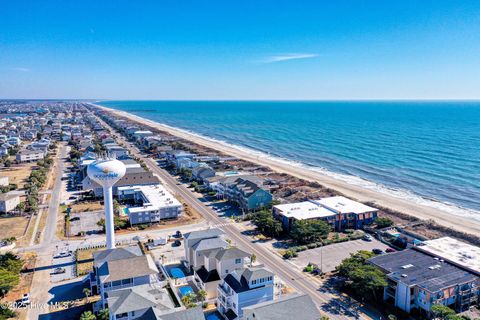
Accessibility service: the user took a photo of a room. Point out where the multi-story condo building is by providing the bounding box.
[117,184,183,225]
[368,237,480,316]
[273,196,378,231]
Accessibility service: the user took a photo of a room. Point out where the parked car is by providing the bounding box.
[54,251,72,258]
[372,248,384,255]
[385,248,396,253]
[53,267,66,274]
[363,234,373,241]
[21,293,30,305]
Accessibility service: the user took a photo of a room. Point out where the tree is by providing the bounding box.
[97,308,109,320]
[375,217,394,229]
[79,311,97,320]
[181,292,197,308]
[16,202,25,212]
[197,289,207,302]
[336,251,386,301]
[250,253,257,266]
[83,287,91,303]
[251,210,283,237]
[431,304,455,319]
[290,220,330,244]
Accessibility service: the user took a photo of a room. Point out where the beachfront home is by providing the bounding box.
[273,196,377,231]
[230,177,273,213]
[206,175,272,212]
[217,266,275,320]
[191,164,215,182]
[318,196,378,230]
[273,200,336,231]
[368,237,480,316]
[117,184,182,225]
[243,293,320,320]
[165,150,195,168]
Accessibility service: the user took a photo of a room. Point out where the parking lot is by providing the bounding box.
[50,254,76,283]
[290,239,391,273]
[68,210,104,237]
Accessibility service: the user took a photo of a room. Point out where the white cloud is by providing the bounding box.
[261,53,318,64]
[11,67,31,72]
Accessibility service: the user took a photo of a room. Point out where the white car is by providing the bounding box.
[363,234,373,241]
[21,293,30,305]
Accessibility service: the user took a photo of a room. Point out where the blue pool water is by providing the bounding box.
[170,267,186,279]
[100,100,480,220]
[179,286,194,297]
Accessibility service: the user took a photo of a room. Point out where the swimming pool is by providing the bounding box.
[169,267,186,279]
[178,286,194,297]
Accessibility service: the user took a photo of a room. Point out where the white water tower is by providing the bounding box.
[87,158,126,249]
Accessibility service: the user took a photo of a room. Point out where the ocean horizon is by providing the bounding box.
[99,100,480,220]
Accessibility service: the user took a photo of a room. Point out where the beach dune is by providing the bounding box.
[94,104,480,237]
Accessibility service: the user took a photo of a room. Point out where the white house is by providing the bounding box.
[0,176,9,187]
[0,192,20,213]
[217,266,275,319]
[16,149,45,162]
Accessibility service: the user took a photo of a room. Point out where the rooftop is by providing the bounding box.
[184,228,224,240]
[98,254,159,282]
[369,249,478,292]
[107,284,174,315]
[415,237,480,275]
[274,200,336,220]
[119,184,182,214]
[317,196,378,214]
[243,293,320,320]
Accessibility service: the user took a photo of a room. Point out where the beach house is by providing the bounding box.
[217,266,275,320]
[193,247,250,299]
[243,293,320,320]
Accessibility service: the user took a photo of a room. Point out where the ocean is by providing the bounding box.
[98,100,480,219]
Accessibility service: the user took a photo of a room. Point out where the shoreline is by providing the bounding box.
[93,103,480,237]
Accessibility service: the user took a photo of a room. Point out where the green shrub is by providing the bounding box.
[283,250,298,259]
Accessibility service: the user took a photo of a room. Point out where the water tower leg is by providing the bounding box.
[104,186,116,249]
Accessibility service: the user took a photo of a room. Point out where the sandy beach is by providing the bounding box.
[95,104,480,237]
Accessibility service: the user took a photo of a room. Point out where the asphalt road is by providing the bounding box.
[98,115,380,320]
[42,144,68,245]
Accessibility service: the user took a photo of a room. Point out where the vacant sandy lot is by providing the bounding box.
[0,163,36,189]
[0,215,29,239]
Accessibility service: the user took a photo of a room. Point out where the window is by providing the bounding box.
[235,258,241,264]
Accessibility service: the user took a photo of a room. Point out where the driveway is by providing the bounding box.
[291,239,391,272]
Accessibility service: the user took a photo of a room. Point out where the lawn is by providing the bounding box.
[0,162,36,189]
[0,216,29,239]
[69,201,103,213]
[76,247,103,276]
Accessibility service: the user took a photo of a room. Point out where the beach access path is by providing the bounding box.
[94,112,379,320]
[95,104,480,237]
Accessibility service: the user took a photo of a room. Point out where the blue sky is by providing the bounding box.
[1,0,480,100]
